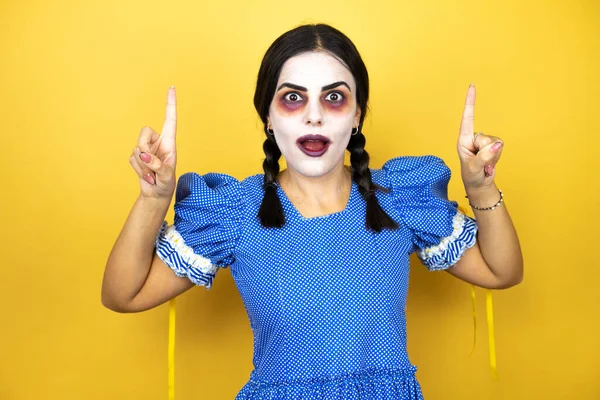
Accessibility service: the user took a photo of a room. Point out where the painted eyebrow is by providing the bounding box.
[276,81,351,92]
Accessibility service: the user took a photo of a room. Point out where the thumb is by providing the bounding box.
[475,141,503,170]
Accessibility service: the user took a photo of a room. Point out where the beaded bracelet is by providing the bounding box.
[465,189,504,210]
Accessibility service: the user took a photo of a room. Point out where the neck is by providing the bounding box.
[277,160,352,206]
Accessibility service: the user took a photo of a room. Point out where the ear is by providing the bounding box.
[354,106,362,127]
[266,116,271,128]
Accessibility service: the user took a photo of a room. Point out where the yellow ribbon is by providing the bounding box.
[486,289,498,380]
[459,205,497,380]
[470,285,477,356]
[168,298,176,400]
[470,286,498,380]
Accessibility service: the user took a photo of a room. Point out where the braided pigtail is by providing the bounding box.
[347,130,399,232]
[257,126,285,228]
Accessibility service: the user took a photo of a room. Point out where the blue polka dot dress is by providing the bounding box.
[155,155,478,399]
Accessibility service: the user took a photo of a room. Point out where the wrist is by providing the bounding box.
[137,193,172,212]
[464,183,501,208]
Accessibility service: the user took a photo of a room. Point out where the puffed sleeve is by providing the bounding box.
[382,155,478,271]
[154,172,243,289]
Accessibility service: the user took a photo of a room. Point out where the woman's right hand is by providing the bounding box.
[129,86,178,200]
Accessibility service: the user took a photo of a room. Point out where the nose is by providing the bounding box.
[303,98,323,126]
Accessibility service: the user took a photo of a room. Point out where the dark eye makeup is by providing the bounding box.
[282,90,346,104]
[324,91,344,103]
[276,84,350,113]
[283,92,303,103]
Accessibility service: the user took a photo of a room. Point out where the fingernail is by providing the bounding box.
[144,173,155,185]
[139,152,151,163]
[469,83,474,88]
[491,142,503,153]
[486,165,494,176]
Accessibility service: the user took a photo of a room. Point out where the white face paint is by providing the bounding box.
[267,51,361,178]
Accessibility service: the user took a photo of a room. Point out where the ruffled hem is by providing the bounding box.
[417,211,478,271]
[235,367,424,400]
[154,221,218,288]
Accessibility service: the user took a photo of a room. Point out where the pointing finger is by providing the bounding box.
[459,84,476,141]
[161,86,177,140]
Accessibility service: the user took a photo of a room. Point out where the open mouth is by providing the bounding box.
[296,135,331,157]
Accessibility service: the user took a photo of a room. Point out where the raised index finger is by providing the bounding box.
[459,84,476,140]
[161,86,177,139]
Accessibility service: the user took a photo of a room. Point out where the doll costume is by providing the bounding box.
[155,155,478,399]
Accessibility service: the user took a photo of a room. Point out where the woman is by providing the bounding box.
[102,24,523,399]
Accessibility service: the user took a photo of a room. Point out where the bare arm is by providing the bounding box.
[447,84,523,289]
[102,86,193,313]
[101,195,193,313]
[446,185,523,289]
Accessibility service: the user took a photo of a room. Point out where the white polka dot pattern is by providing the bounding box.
[378,155,478,270]
[154,172,243,289]
[154,155,478,399]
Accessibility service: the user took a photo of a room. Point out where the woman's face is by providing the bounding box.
[267,51,361,178]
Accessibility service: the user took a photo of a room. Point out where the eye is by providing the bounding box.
[283,92,303,102]
[325,91,344,103]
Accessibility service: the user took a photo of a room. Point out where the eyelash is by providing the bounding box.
[283,91,345,103]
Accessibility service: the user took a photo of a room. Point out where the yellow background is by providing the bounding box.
[1,0,598,399]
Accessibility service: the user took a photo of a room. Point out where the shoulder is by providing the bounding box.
[371,155,451,190]
[239,173,264,194]
[176,171,241,197]
[176,171,265,199]
[174,172,267,217]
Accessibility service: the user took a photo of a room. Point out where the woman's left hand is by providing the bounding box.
[457,84,504,190]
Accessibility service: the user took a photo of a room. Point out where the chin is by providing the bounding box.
[288,157,341,178]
